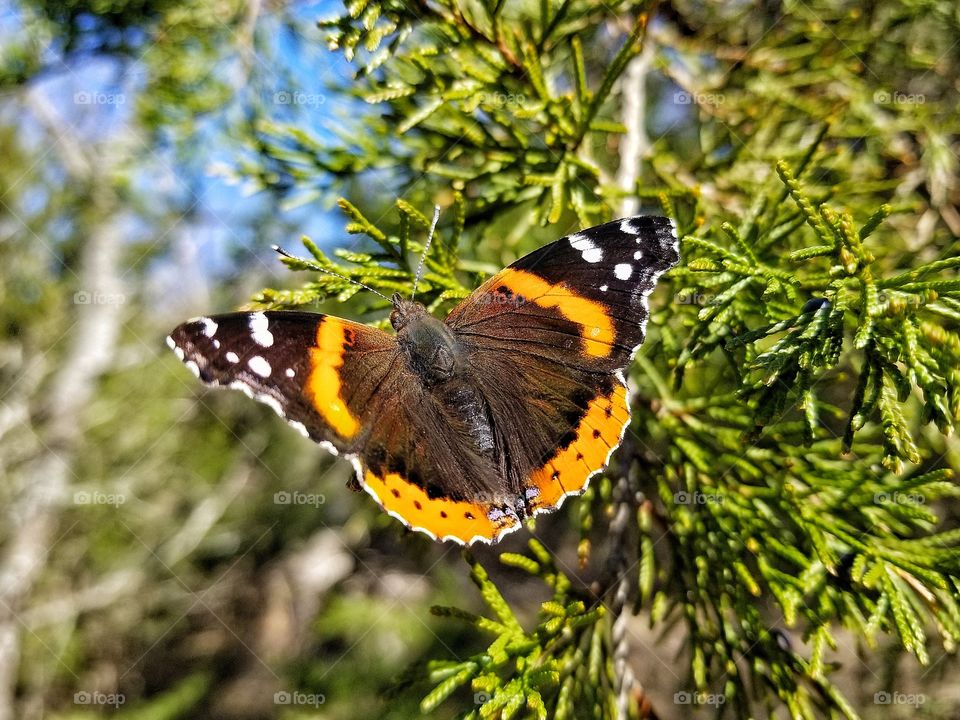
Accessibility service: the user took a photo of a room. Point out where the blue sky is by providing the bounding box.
[2,0,358,303]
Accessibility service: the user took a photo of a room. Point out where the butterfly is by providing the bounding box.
[168,216,679,544]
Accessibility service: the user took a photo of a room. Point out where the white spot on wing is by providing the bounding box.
[248,356,271,377]
[289,420,309,438]
[285,368,295,378]
[184,360,200,378]
[212,339,221,349]
[614,263,633,280]
[634,249,643,260]
[249,312,274,348]
[599,284,608,292]
[166,336,186,361]
[630,217,680,355]
[226,351,239,364]
[323,440,344,457]
[620,218,639,235]
[199,317,218,337]
[569,233,603,263]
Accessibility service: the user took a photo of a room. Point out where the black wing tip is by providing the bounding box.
[579,215,679,270]
[166,316,226,383]
[620,214,674,228]
[580,215,677,241]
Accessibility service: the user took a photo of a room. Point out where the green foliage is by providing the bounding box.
[423,545,613,720]
[676,158,960,470]
[4,0,959,718]
[255,195,473,316]
[251,0,649,228]
[3,0,255,134]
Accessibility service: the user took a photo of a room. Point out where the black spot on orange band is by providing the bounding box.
[525,383,630,512]
[306,317,362,438]
[360,470,521,544]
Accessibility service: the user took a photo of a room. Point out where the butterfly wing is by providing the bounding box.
[168,311,522,544]
[444,216,679,514]
[167,311,398,455]
[354,376,523,544]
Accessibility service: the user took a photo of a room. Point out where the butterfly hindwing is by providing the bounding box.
[355,373,524,543]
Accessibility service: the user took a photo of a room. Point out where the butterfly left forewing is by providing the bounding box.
[446,216,679,373]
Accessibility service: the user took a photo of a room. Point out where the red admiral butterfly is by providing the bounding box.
[168,216,679,544]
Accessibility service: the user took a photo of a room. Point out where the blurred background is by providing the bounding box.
[1,1,959,719]
[0,3,459,718]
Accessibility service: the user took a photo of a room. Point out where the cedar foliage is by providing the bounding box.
[235,1,960,718]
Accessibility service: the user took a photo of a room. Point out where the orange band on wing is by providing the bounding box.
[362,470,519,544]
[494,269,615,357]
[306,317,362,439]
[526,383,629,511]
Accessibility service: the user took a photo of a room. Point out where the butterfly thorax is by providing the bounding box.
[392,297,498,465]
[391,298,460,386]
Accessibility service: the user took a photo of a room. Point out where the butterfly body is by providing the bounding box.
[169,216,679,544]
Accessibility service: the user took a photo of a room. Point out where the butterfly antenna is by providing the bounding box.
[272,245,392,303]
[410,204,441,301]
